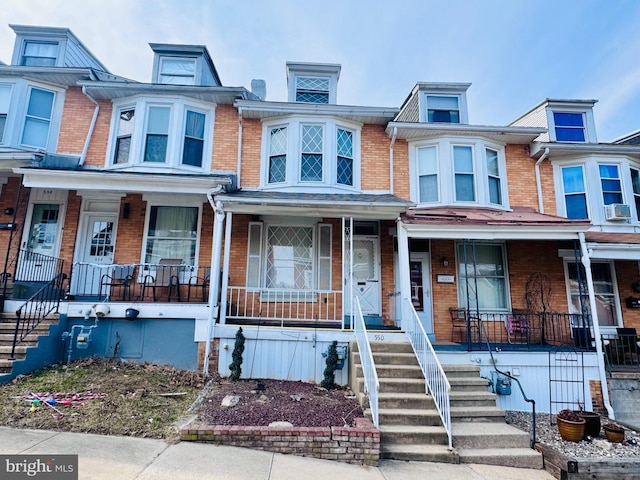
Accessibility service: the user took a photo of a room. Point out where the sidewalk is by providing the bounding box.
[0,427,555,480]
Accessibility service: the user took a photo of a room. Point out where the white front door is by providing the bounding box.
[72,213,118,296]
[410,253,433,334]
[352,236,381,316]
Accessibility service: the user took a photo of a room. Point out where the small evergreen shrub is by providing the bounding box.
[321,340,339,389]
[229,327,245,381]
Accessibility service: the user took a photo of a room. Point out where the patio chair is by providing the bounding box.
[100,265,135,301]
[140,259,182,302]
[450,307,473,342]
[187,267,211,302]
[507,309,530,344]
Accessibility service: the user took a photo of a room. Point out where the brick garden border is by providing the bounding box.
[180,417,380,466]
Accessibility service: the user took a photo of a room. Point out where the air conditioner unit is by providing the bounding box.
[604,203,631,221]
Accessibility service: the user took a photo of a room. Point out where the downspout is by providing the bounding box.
[534,147,549,214]
[389,126,397,195]
[236,107,243,188]
[204,185,226,374]
[578,232,615,419]
[79,86,100,166]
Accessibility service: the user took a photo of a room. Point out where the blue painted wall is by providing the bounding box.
[64,317,199,370]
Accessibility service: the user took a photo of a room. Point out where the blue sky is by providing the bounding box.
[1,0,638,141]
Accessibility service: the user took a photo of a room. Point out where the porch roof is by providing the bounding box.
[14,167,235,195]
[386,122,546,144]
[216,190,412,219]
[584,231,640,260]
[400,206,590,240]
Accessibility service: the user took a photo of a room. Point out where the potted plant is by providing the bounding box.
[556,409,586,442]
[576,410,601,438]
[603,422,625,443]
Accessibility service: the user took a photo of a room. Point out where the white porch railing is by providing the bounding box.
[402,298,452,450]
[225,286,343,326]
[354,297,380,428]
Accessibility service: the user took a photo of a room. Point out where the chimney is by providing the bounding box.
[251,79,266,100]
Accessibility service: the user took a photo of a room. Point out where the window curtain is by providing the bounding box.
[146,206,197,265]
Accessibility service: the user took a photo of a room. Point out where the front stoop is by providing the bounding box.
[350,341,542,469]
[351,341,458,464]
[0,314,59,376]
[444,364,543,469]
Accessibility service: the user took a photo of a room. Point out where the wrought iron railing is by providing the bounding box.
[225,286,342,326]
[353,297,379,428]
[453,310,591,351]
[10,272,67,360]
[403,298,452,449]
[602,330,640,370]
[68,262,211,303]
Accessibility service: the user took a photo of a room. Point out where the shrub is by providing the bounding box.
[229,327,245,381]
[320,341,339,390]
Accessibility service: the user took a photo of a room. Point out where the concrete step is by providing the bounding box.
[380,444,459,463]
[448,377,491,392]
[0,334,38,346]
[374,407,441,426]
[0,358,14,373]
[378,392,433,410]
[0,345,28,356]
[379,424,448,445]
[372,352,419,366]
[355,364,424,379]
[451,406,506,422]
[457,447,542,469]
[449,390,497,408]
[369,342,414,354]
[452,422,531,449]
[358,377,425,394]
[442,364,481,378]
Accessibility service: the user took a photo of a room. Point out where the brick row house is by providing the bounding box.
[1,25,639,431]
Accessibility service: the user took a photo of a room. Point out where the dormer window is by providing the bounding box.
[427,95,460,123]
[20,41,58,67]
[158,57,196,85]
[296,77,330,104]
[553,112,585,142]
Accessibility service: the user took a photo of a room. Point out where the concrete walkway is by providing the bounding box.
[0,427,555,479]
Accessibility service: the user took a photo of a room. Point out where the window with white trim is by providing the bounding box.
[561,165,588,219]
[246,221,332,294]
[417,146,438,202]
[108,97,213,171]
[411,139,506,207]
[295,77,330,104]
[453,145,475,202]
[301,125,323,182]
[565,260,618,327]
[427,95,460,123]
[0,85,11,143]
[145,205,198,266]
[21,41,58,67]
[263,118,360,190]
[158,57,196,85]
[21,87,55,149]
[553,112,586,142]
[631,168,640,221]
[486,148,502,205]
[457,242,508,310]
[599,164,622,205]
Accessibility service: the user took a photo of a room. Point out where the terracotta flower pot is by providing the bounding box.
[557,416,586,442]
[604,425,625,443]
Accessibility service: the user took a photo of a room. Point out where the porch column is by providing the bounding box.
[579,232,615,418]
[204,199,226,374]
[396,219,411,329]
[219,212,232,325]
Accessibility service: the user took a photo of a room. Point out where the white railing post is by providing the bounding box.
[353,297,380,428]
[402,298,452,450]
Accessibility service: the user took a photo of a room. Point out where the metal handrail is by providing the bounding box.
[403,298,452,449]
[475,313,537,448]
[10,272,67,360]
[353,297,380,428]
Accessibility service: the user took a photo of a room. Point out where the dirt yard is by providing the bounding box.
[0,359,363,440]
